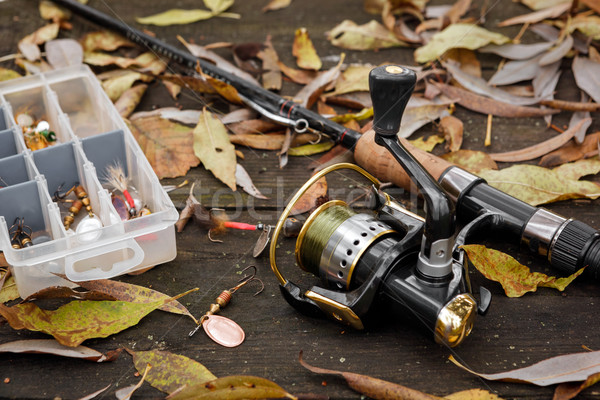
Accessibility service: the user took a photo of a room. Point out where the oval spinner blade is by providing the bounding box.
[203,315,245,347]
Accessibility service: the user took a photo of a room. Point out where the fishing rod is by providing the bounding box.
[55,1,599,298]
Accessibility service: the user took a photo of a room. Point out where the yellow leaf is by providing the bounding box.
[80,30,133,52]
[288,141,335,156]
[445,389,505,400]
[127,349,216,394]
[0,276,20,304]
[461,244,584,297]
[136,9,215,26]
[0,67,21,82]
[327,20,407,51]
[478,159,600,206]
[193,109,237,190]
[409,135,445,152]
[441,150,498,174]
[415,24,510,64]
[329,64,373,96]
[170,375,295,400]
[204,0,234,14]
[293,28,322,70]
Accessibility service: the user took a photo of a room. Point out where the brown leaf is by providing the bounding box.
[0,339,121,362]
[449,348,600,386]
[178,35,260,87]
[295,55,345,108]
[572,56,600,104]
[22,286,116,302]
[160,74,217,96]
[176,186,200,232]
[18,23,60,61]
[441,150,498,173]
[540,35,573,66]
[445,0,472,23]
[258,35,282,90]
[75,279,197,323]
[461,244,584,297]
[80,30,134,52]
[78,384,112,400]
[293,28,322,70]
[488,118,591,162]
[129,117,200,179]
[229,133,287,150]
[497,2,570,26]
[290,177,328,215]
[539,132,600,167]
[200,70,243,105]
[444,48,481,78]
[163,80,181,99]
[438,115,463,152]
[263,0,292,12]
[115,84,148,118]
[398,104,451,138]
[278,61,319,85]
[299,351,443,400]
[116,363,151,400]
[445,389,505,400]
[553,372,600,400]
[309,144,355,172]
[433,82,558,118]
[235,164,268,199]
[227,119,283,135]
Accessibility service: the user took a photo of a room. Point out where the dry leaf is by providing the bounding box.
[293,28,321,70]
[131,108,202,125]
[398,104,451,138]
[300,351,443,400]
[488,119,591,162]
[445,389,504,400]
[230,134,286,150]
[136,8,231,26]
[288,141,335,156]
[539,132,600,167]
[39,0,71,22]
[235,164,268,199]
[498,2,570,26]
[169,375,295,400]
[0,67,21,82]
[433,82,558,118]
[444,62,539,105]
[163,80,181,99]
[290,177,327,215]
[488,54,544,86]
[0,276,19,304]
[129,117,200,179]
[0,289,195,347]
[78,384,111,400]
[101,71,148,102]
[76,279,197,323]
[295,55,344,108]
[539,35,573,66]
[450,349,600,386]
[45,39,84,69]
[330,107,373,124]
[127,349,216,394]
[115,84,148,118]
[277,60,319,84]
[0,339,121,362]
[569,14,600,40]
[572,56,600,104]
[80,30,133,52]
[477,159,600,206]
[329,64,373,96]
[18,23,60,61]
[258,35,282,90]
[533,61,561,101]
[444,48,481,77]
[178,36,260,86]
[415,24,509,63]
[441,150,498,173]
[438,115,463,152]
[327,20,407,51]
[227,119,283,135]
[461,244,584,297]
[263,0,292,12]
[200,70,243,104]
[479,42,554,60]
[554,372,600,400]
[22,286,116,302]
[409,135,445,152]
[193,109,237,190]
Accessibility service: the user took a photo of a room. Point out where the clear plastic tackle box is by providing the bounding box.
[0,65,179,298]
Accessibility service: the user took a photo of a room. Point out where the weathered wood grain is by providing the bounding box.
[0,0,599,399]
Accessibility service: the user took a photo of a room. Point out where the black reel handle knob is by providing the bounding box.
[369,66,417,137]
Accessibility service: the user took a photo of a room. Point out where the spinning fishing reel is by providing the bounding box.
[270,66,490,347]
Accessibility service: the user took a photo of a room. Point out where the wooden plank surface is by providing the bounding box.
[1,0,600,399]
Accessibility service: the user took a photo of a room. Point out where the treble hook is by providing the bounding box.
[53,182,77,202]
[229,265,264,296]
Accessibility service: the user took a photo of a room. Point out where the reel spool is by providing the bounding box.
[270,163,477,347]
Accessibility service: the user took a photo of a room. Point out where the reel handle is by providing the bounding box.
[369,66,455,278]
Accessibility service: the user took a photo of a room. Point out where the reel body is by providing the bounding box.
[270,164,477,347]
